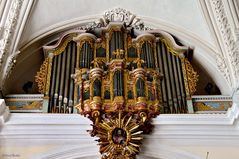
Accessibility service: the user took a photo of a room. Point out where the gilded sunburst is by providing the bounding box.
[95,112,143,159]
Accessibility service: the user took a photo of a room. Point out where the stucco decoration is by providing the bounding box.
[210,0,239,83]
[74,8,152,31]
[0,0,23,66]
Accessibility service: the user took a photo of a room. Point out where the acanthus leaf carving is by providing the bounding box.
[74,8,152,31]
[216,54,232,86]
[211,0,239,83]
[35,58,49,94]
[0,0,23,66]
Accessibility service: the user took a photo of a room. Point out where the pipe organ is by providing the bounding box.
[36,22,198,158]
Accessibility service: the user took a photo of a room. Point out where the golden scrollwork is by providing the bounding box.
[67,22,195,159]
[184,58,199,95]
[113,49,124,59]
[46,35,76,56]
[133,58,144,68]
[35,58,49,94]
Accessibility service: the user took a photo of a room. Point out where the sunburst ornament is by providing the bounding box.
[94,112,143,159]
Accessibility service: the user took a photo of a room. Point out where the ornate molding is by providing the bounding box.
[35,58,49,94]
[0,99,10,124]
[216,54,232,85]
[0,0,23,66]
[75,8,152,31]
[5,51,18,79]
[210,0,239,82]
[184,59,199,95]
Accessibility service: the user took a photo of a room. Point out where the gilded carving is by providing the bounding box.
[35,58,49,94]
[94,112,143,159]
[184,58,199,95]
[39,16,199,157]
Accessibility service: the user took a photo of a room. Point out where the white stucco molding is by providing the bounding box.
[0,99,9,125]
[33,144,201,159]
[199,0,239,88]
[0,0,23,81]
[1,101,239,140]
[0,0,35,90]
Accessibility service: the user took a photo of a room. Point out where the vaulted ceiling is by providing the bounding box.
[0,0,238,95]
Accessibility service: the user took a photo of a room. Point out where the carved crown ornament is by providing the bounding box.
[75,7,152,31]
[35,8,199,159]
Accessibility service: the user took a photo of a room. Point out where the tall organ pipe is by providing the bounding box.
[172,55,182,112]
[157,42,168,113]
[69,42,76,113]
[59,50,66,113]
[167,52,178,113]
[176,57,187,112]
[63,43,72,113]
[49,56,57,112]
[54,53,62,113]
[161,43,173,113]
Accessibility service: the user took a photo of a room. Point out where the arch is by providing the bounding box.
[16,15,230,95]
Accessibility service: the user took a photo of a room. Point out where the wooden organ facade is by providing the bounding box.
[35,22,198,158]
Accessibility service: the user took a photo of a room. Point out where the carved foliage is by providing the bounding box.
[211,0,239,81]
[184,59,199,95]
[35,58,49,94]
[75,8,152,31]
[0,0,23,65]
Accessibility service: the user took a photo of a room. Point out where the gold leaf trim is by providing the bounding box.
[96,112,143,159]
[185,58,198,95]
[35,58,49,93]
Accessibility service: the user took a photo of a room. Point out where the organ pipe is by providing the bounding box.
[37,23,197,115]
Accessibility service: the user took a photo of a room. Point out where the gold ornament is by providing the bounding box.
[95,112,143,159]
[185,58,198,95]
[35,58,49,93]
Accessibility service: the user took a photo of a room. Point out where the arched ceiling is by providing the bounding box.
[1,0,239,95]
[19,0,215,49]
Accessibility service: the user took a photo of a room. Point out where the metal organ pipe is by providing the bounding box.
[42,26,191,115]
[167,51,178,113]
[63,44,71,113]
[162,43,173,113]
[156,42,168,113]
[59,50,66,113]
[176,57,187,112]
[49,56,57,112]
[69,42,76,112]
[47,41,77,114]
[171,54,182,112]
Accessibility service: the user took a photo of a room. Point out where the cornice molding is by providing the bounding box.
[0,0,23,67]
[199,0,239,88]
[0,99,9,124]
[0,0,34,90]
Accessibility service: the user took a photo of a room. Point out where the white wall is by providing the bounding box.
[1,98,239,159]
